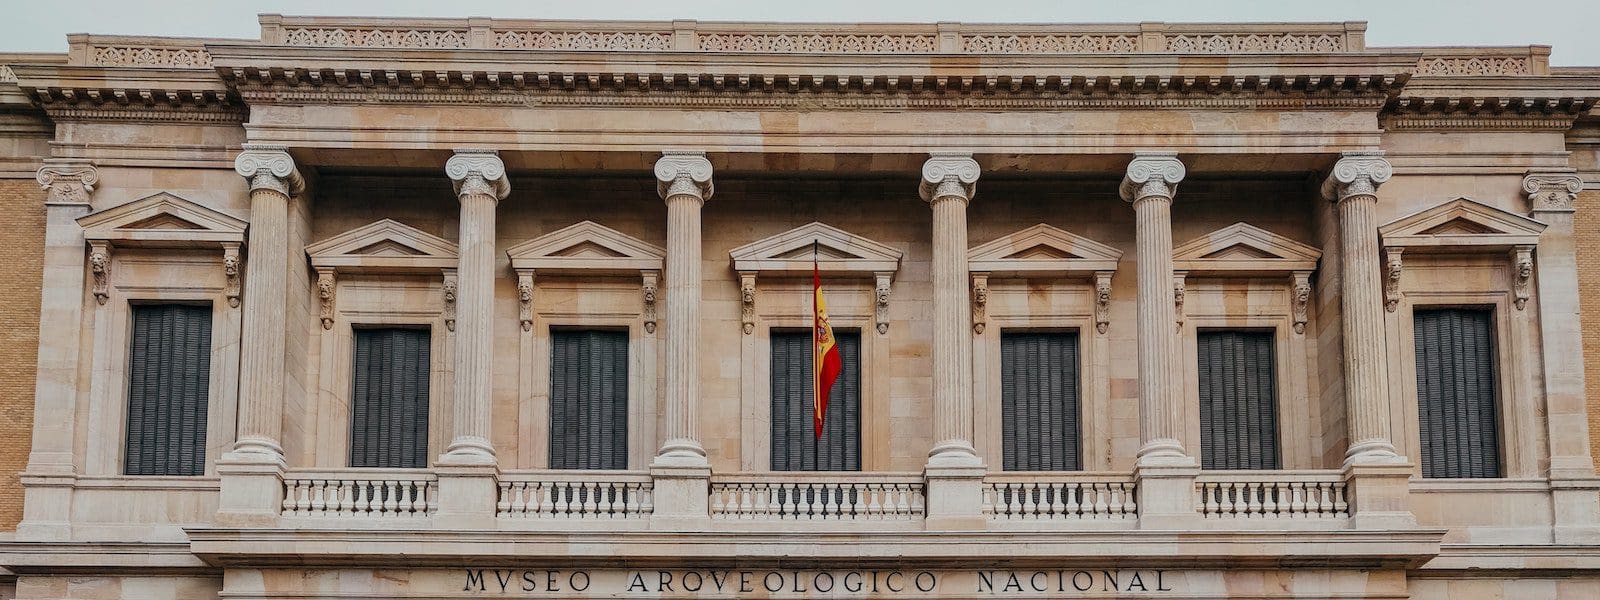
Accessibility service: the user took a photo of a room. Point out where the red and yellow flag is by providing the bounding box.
[812,251,842,439]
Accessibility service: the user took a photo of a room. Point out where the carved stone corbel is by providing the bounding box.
[316,267,336,330]
[1511,246,1534,310]
[970,273,988,334]
[875,272,892,335]
[222,243,242,308]
[1291,271,1312,335]
[642,270,659,333]
[1094,271,1113,334]
[442,269,458,332]
[1172,272,1187,329]
[517,271,535,332]
[739,272,756,335]
[88,241,110,305]
[1384,247,1404,312]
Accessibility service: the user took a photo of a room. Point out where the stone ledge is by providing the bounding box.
[0,540,212,574]
[1416,544,1600,573]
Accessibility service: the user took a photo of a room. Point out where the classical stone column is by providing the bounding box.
[1321,151,1403,466]
[441,149,509,466]
[919,152,985,528]
[1523,170,1600,543]
[651,151,714,527]
[217,145,302,526]
[1119,152,1191,467]
[18,160,98,540]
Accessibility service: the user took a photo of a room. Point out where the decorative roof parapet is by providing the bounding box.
[68,34,237,68]
[1400,46,1551,77]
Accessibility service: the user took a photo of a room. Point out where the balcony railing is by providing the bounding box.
[708,472,924,521]
[496,470,654,519]
[1195,470,1349,520]
[981,472,1138,521]
[281,468,437,519]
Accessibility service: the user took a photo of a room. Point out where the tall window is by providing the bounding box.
[349,328,431,469]
[124,304,212,476]
[549,329,629,469]
[1000,331,1082,471]
[1414,308,1501,478]
[1197,330,1280,470]
[770,330,860,471]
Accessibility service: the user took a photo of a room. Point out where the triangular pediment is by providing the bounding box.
[1173,223,1321,275]
[505,220,664,275]
[78,192,247,247]
[306,219,457,273]
[729,222,902,276]
[967,224,1122,277]
[1379,197,1546,250]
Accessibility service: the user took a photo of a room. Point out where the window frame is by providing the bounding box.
[994,328,1085,472]
[766,326,864,472]
[1193,327,1282,471]
[347,325,435,469]
[546,326,633,470]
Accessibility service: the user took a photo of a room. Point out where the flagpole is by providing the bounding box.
[812,239,822,467]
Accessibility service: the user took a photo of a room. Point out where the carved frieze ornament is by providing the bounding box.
[1383,247,1404,313]
[1118,152,1185,203]
[316,267,336,330]
[1511,246,1534,310]
[1094,272,1113,334]
[654,150,714,200]
[1172,272,1187,328]
[445,149,511,200]
[918,152,980,202]
[970,273,988,334]
[88,241,110,305]
[1291,272,1312,334]
[517,272,534,332]
[642,270,660,334]
[442,270,459,332]
[738,272,756,335]
[37,160,99,205]
[1522,170,1582,213]
[1320,151,1392,203]
[222,243,242,308]
[234,144,304,197]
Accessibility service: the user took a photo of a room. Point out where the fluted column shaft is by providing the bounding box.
[1121,152,1189,466]
[229,145,303,463]
[442,150,509,465]
[921,153,982,467]
[1322,151,1401,465]
[654,151,713,467]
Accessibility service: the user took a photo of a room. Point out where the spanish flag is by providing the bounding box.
[812,243,842,439]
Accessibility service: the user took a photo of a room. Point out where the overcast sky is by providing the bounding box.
[4,0,1597,65]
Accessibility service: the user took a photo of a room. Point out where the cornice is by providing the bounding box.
[7,64,241,120]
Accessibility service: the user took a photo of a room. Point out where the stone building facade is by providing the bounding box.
[1,15,1599,599]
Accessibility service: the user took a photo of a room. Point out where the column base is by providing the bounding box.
[1342,462,1416,530]
[437,437,497,466]
[16,472,75,541]
[1135,439,1194,468]
[649,464,711,530]
[215,457,286,528]
[1133,462,1199,530]
[926,440,984,469]
[1342,440,1407,468]
[434,464,500,529]
[924,464,986,530]
[651,438,709,469]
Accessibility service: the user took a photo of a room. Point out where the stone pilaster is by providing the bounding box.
[1523,170,1600,543]
[919,152,985,528]
[218,145,303,526]
[17,160,98,540]
[1321,151,1404,467]
[440,149,509,466]
[651,151,713,527]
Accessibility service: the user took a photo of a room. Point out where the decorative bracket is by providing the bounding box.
[1291,271,1312,335]
[1384,247,1404,313]
[442,269,458,332]
[874,272,892,335]
[1511,246,1534,310]
[1094,271,1113,334]
[1173,272,1187,329]
[642,270,660,333]
[739,272,756,335]
[222,243,242,308]
[517,271,535,332]
[88,241,110,305]
[970,273,988,334]
[316,267,336,330]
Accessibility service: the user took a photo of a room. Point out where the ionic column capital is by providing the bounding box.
[234,144,304,197]
[1522,170,1583,214]
[36,159,98,206]
[654,150,714,201]
[1321,151,1392,203]
[1119,151,1185,203]
[919,152,980,203]
[445,149,510,200]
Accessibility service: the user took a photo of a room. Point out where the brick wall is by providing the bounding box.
[1580,191,1600,470]
[0,178,43,530]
